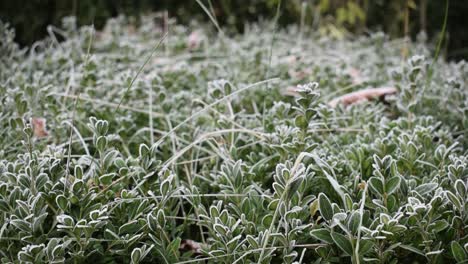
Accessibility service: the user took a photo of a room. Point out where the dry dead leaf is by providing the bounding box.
[282,55,297,65]
[180,239,203,255]
[288,69,310,79]
[328,87,398,107]
[357,181,367,190]
[281,86,301,97]
[31,117,49,138]
[187,31,203,50]
[348,67,363,84]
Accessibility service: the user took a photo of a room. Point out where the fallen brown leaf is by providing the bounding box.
[281,86,301,97]
[31,117,49,138]
[328,87,398,107]
[180,239,203,255]
[348,67,363,84]
[187,31,203,50]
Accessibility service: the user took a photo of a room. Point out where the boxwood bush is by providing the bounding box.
[0,17,467,263]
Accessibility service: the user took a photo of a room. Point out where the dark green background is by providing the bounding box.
[1,0,467,60]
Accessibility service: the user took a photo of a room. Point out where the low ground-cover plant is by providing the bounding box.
[0,16,467,263]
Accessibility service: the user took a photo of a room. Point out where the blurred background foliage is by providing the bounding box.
[0,0,467,60]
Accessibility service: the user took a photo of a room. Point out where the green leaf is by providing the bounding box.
[347,211,361,234]
[447,191,462,211]
[114,157,126,168]
[214,224,228,236]
[147,213,157,232]
[10,219,30,232]
[99,173,115,185]
[272,183,285,196]
[96,136,108,151]
[318,193,333,221]
[0,200,10,212]
[398,244,425,256]
[387,195,397,212]
[368,177,384,197]
[414,183,438,196]
[358,239,374,254]
[246,235,259,248]
[18,252,33,262]
[344,193,354,211]
[72,180,84,194]
[55,195,69,211]
[104,229,120,240]
[455,180,466,198]
[385,177,401,195]
[46,238,60,258]
[295,115,308,130]
[119,220,140,234]
[160,177,172,195]
[288,176,304,199]
[451,241,467,262]
[35,173,48,190]
[131,248,141,264]
[157,209,166,228]
[331,232,354,256]
[74,166,83,179]
[168,237,181,255]
[56,214,74,227]
[310,228,334,244]
[139,144,150,157]
[428,220,449,233]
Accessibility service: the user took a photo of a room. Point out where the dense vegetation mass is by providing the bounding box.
[3,0,467,61]
[0,17,467,263]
